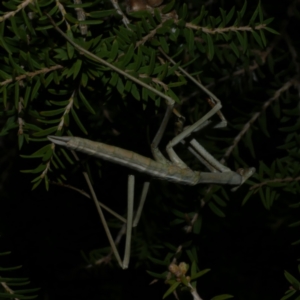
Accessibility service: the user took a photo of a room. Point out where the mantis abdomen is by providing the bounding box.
[48,136,242,186]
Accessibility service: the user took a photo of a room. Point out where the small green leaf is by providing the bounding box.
[131,83,140,100]
[116,77,125,95]
[291,239,300,246]
[71,108,88,134]
[30,80,41,102]
[180,3,188,20]
[259,29,267,47]
[190,269,210,280]
[206,34,214,60]
[21,164,46,174]
[263,27,280,35]
[148,256,169,266]
[121,44,134,68]
[33,127,57,137]
[60,148,74,164]
[252,30,263,48]
[66,29,75,59]
[23,145,51,159]
[208,202,225,217]
[134,47,143,72]
[161,0,175,14]
[239,1,247,18]
[284,270,300,289]
[241,190,254,206]
[249,4,259,25]
[146,49,156,76]
[14,82,21,109]
[146,270,168,280]
[258,1,263,23]
[258,111,270,137]
[184,28,194,56]
[159,36,169,54]
[40,108,65,117]
[230,41,239,57]
[193,216,202,234]
[211,295,234,300]
[244,129,255,158]
[73,59,82,79]
[109,72,119,86]
[154,8,162,23]
[259,187,268,209]
[289,221,300,228]
[225,6,235,25]
[163,282,180,299]
[78,89,96,114]
[110,39,118,61]
[89,9,116,18]
[18,134,24,150]
[212,195,227,207]
[280,290,296,300]
[3,85,7,108]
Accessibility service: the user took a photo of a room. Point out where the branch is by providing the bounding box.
[73,0,88,35]
[0,65,63,87]
[223,77,299,160]
[250,176,300,191]
[109,0,131,29]
[0,278,19,300]
[0,0,34,22]
[184,22,267,34]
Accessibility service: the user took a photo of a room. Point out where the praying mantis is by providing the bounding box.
[47,100,255,269]
[46,15,255,269]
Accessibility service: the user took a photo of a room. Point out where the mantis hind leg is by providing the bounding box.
[122,175,135,269]
[123,178,150,268]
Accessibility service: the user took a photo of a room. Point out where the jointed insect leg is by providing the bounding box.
[133,181,150,227]
[123,175,135,269]
[165,100,222,168]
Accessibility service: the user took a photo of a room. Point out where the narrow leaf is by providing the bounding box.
[163,282,180,299]
[71,108,88,134]
[208,202,225,217]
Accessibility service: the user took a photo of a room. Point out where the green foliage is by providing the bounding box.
[0,251,39,299]
[1,0,300,299]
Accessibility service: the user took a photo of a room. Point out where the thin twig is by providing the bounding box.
[49,179,127,222]
[136,22,164,48]
[0,0,34,22]
[110,0,131,29]
[250,176,300,191]
[184,22,266,34]
[0,278,19,300]
[17,98,24,135]
[189,283,204,300]
[57,91,74,131]
[0,65,63,86]
[73,0,88,35]
[223,77,298,160]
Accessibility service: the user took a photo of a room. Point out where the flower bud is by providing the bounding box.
[178,262,188,275]
[169,263,182,277]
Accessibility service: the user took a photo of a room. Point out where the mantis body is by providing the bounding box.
[47,15,255,268]
[48,136,245,186]
[48,102,255,269]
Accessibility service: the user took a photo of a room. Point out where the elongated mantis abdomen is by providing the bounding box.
[48,136,243,186]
